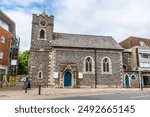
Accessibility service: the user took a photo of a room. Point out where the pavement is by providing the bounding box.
[0,83,150,100]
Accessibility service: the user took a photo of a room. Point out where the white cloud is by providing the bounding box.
[4,6,43,51]
[5,9,32,51]
[53,0,150,42]
[2,0,150,51]
[1,0,44,51]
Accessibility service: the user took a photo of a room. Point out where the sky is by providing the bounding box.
[1,0,150,51]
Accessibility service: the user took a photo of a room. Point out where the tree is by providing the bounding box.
[18,50,30,75]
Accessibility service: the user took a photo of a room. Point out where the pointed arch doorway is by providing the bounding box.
[59,64,77,88]
[64,71,72,87]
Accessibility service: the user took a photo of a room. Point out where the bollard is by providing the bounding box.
[0,77,2,88]
[25,88,27,93]
[0,81,2,88]
[39,85,41,95]
[141,82,143,91]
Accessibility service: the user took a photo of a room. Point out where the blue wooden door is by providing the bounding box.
[125,75,129,87]
[64,71,72,87]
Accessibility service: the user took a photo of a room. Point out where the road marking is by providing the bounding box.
[130,95,150,99]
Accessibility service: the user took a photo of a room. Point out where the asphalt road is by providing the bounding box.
[50,92,150,100]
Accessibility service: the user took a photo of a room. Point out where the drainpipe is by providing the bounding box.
[138,67,143,91]
[94,49,97,88]
[75,64,78,88]
[140,71,143,91]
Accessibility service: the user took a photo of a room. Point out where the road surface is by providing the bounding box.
[49,92,150,100]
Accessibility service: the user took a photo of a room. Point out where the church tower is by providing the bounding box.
[30,13,54,50]
[29,13,54,87]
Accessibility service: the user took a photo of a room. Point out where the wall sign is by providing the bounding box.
[53,72,59,79]
[11,60,17,65]
[78,72,83,79]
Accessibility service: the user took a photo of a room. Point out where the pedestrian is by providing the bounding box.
[23,77,31,93]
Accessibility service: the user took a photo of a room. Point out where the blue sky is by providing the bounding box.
[1,0,150,51]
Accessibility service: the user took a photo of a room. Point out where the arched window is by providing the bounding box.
[123,65,127,70]
[131,75,136,80]
[103,58,109,72]
[101,57,112,74]
[38,71,43,79]
[85,57,92,72]
[40,29,45,38]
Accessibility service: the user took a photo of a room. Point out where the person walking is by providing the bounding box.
[23,77,30,93]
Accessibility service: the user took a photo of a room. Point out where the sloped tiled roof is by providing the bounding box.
[52,33,123,50]
[119,36,150,49]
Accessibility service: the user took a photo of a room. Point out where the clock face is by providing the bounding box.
[40,20,47,27]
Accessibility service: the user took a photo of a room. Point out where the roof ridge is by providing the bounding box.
[54,32,112,38]
[129,36,150,40]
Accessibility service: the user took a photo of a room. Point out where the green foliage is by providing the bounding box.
[18,50,30,75]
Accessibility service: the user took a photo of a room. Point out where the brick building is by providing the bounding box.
[0,10,20,82]
[29,13,123,88]
[120,37,150,88]
[0,27,11,76]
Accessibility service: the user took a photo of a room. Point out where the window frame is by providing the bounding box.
[1,36,5,44]
[123,64,127,70]
[131,75,136,80]
[142,53,149,58]
[0,52,4,59]
[84,56,95,74]
[40,29,45,38]
[85,57,92,72]
[38,28,46,40]
[101,57,112,74]
[37,70,43,79]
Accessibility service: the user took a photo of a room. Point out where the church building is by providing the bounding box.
[28,13,123,88]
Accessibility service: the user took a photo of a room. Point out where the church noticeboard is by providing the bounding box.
[78,72,83,79]
[53,72,59,79]
[11,60,17,65]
